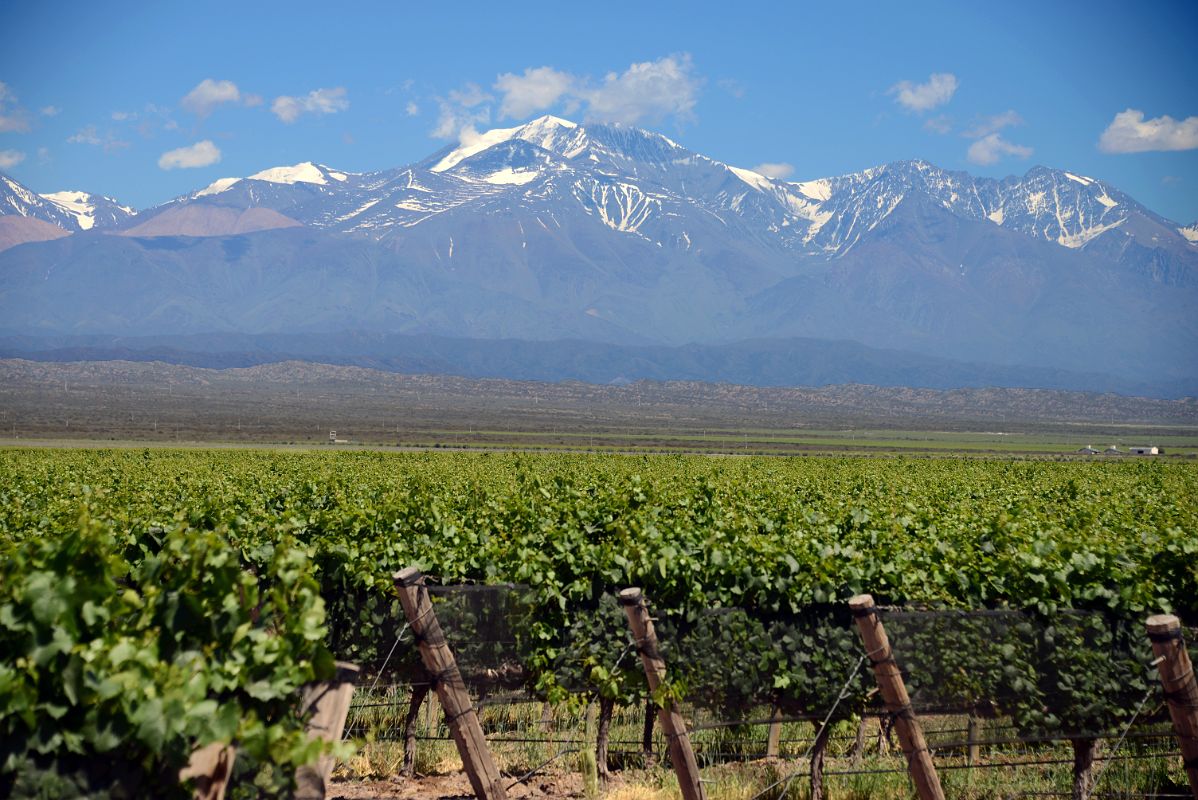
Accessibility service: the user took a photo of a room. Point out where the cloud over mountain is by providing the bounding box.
[157,139,221,169]
[440,55,701,143]
[271,88,349,123]
[181,79,242,117]
[889,73,958,112]
[1099,108,1198,153]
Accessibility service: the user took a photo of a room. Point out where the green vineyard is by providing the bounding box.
[1,448,1196,797]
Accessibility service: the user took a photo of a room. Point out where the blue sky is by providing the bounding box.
[2,0,1196,222]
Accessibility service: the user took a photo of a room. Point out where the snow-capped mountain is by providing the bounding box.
[0,173,136,232]
[40,190,136,231]
[0,173,137,252]
[140,115,1195,268]
[2,173,79,229]
[0,117,1195,390]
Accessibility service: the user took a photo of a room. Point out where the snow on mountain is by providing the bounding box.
[195,177,242,198]
[429,115,585,172]
[40,190,136,230]
[2,119,1195,389]
[127,116,1195,278]
[191,162,354,199]
[1,173,77,229]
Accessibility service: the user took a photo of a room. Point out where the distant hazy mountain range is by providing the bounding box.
[1,116,1195,395]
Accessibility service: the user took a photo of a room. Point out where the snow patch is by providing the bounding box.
[1058,217,1126,248]
[987,208,1005,225]
[1096,191,1118,209]
[728,166,772,192]
[195,177,241,197]
[40,191,96,230]
[1179,225,1198,243]
[335,198,380,222]
[794,179,832,202]
[1064,172,1094,186]
[248,162,328,186]
[484,168,540,185]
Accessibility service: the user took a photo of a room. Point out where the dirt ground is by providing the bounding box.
[329,772,585,799]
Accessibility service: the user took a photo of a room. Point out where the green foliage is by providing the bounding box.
[0,504,337,797]
[1,447,1194,784]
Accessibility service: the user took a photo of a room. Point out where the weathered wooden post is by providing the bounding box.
[618,587,706,800]
[642,696,658,767]
[394,568,507,800]
[967,715,981,765]
[849,594,945,800]
[295,661,360,800]
[765,704,783,760]
[1146,614,1198,799]
[179,742,236,800]
[402,684,430,777]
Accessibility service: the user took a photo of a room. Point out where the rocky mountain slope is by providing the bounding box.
[1,116,1195,391]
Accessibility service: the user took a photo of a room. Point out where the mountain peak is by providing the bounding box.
[430,115,583,173]
[40,190,137,231]
[247,162,349,186]
[191,162,351,200]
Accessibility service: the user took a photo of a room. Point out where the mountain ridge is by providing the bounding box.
[1,115,1194,392]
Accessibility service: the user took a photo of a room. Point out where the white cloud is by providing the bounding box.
[432,55,702,143]
[0,81,31,133]
[405,101,420,117]
[112,110,136,121]
[271,87,349,123]
[181,79,242,117]
[36,146,50,163]
[1098,108,1198,154]
[581,54,700,125]
[962,110,1023,138]
[751,162,794,179]
[67,126,101,145]
[432,83,493,140]
[889,73,958,113]
[157,139,221,169]
[40,105,60,117]
[967,133,1033,165]
[494,66,575,120]
[0,112,30,133]
[0,149,25,169]
[68,125,131,152]
[923,115,952,134]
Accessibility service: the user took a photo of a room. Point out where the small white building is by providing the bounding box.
[1129,446,1159,455]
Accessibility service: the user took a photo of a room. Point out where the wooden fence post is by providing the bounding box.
[295,661,360,800]
[618,588,706,800]
[179,742,236,800]
[848,594,945,800]
[402,684,430,777]
[765,704,782,760]
[1146,614,1198,799]
[394,568,507,800]
[967,715,981,765]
